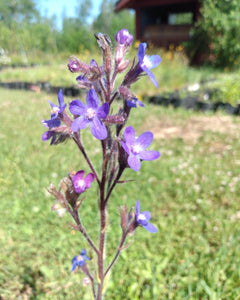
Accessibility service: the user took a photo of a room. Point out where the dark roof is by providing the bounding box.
[115,0,199,12]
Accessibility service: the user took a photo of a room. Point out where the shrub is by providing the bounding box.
[186,0,240,68]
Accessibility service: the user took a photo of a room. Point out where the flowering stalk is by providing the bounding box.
[42,29,161,300]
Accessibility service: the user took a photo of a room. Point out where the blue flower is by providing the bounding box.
[42,89,67,129]
[126,97,145,108]
[71,249,90,272]
[121,126,160,172]
[137,43,161,88]
[135,200,158,233]
[69,89,109,140]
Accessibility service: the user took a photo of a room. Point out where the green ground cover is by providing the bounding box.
[0,88,240,299]
[1,48,240,106]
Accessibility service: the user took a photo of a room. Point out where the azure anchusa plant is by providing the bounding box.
[42,29,161,300]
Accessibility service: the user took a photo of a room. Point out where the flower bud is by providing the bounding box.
[117,60,130,73]
[95,33,112,74]
[119,205,128,232]
[68,57,90,74]
[115,29,133,46]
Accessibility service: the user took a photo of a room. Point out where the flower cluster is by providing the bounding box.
[41,29,161,299]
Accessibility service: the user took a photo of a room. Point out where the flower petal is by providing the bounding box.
[81,249,87,256]
[82,255,90,261]
[141,67,159,88]
[141,211,151,221]
[85,173,95,188]
[124,126,136,145]
[86,89,99,109]
[72,170,84,182]
[42,118,61,129]
[48,100,57,110]
[148,55,161,69]
[58,89,67,111]
[136,200,140,216]
[136,131,153,150]
[126,100,137,108]
[121,141,130,155]
[72,116,90,132]
[69,100,86,115]
[137,216,148,226]
[97,102,109,119]
[128,153,141,171]
[90,117,107,140]
[139,150,160,161]
[137,42,147,63]
[42,131,54,141]
[71,261,78,272]
[143,222,158,233]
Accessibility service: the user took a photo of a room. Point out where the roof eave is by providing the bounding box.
[115,0,135,12]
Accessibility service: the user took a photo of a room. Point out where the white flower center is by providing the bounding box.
[86,108,96,120]
[77,255,84,262]
[138,213,147,221]
[132,144,142,155]
[76,179,85,188]
[51,106,60,115]
[143,55,152,68]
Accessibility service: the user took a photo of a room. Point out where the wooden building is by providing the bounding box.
[115,0,201,48]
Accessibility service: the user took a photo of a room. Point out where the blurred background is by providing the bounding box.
[0,1,240,299]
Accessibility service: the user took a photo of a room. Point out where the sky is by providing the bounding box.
[36,0,103,28]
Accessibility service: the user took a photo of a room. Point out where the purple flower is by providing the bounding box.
[137,43,161,88]
[69,89,109,140]
[135,200,157,233]
[41,130,57,145]
[115,29,133,46]
[41,130,69,145]
[71,170,95,194]
[126,97,145,108]
[121,126,160,172]
[42,89,67,129]
[71,249,90,272]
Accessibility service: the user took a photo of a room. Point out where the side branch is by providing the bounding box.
[70,210,99,255]
[104,231,128,278]
[73,132,101,187]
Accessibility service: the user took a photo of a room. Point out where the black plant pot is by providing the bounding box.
[182,97,198,110]
[225,103,239,115]
[169,97,182,108]
[197,102,215,112]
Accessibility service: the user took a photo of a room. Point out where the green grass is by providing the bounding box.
[0,88,240,299]
[1,48,240,106]
[0,49,219,96]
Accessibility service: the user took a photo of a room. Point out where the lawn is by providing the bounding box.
[0,86,240,300]
[0,48,224,96]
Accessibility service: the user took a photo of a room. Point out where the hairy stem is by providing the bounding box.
[73,132,101,186]
[96,139,108,300]
[104,231,128,278]
[71,210,99,255]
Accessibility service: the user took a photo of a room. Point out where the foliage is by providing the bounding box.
[0,88,240,299]
[92,0,134,41]
[0,0,39,25]
[0,0,135,62]
[186,0,240,68]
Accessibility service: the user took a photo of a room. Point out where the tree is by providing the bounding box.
[186,0,240,68]
[93,0,134,42]
[0,0,39,26]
